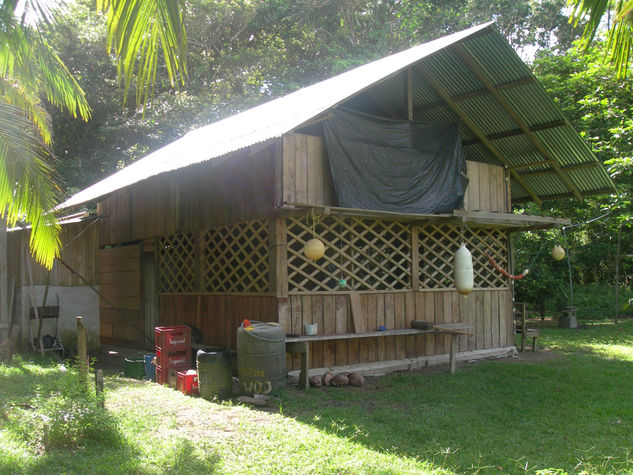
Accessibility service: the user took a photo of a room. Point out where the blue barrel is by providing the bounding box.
[237,321,286,395]
[144,354,156,381]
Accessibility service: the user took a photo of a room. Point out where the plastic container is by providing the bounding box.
[123,357,146,379]
[197,348,232,400]
[237,321,286,395]
[156,365,188,387]
[155,325,191,350]
[156,348,191,368]
[177,369,199,395]
[144,354,156,381]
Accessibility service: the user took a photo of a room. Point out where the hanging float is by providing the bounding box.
[304,238,325,261]
[454,244,474,296]
[551,245,565,261]
[303,209,326,261]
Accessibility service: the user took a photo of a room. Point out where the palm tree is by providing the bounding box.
[0,0,187,268]
[568,0,633,78]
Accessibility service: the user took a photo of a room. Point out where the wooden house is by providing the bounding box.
[56,23,613,371]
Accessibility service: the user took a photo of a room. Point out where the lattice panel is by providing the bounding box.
[201,219,270,293]
[287,216,411,292]
[419,224,509,289]
[159,233,197,292]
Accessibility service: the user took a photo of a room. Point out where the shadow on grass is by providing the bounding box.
[280,345,633,473]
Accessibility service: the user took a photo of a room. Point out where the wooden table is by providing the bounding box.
[286,323,472,389]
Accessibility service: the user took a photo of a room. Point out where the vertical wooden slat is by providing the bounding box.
[468,162,482,211]
[479,163,491,211]
[306,135,324,205]
[434,292,444,354]
[295,134,308,203]
[424,292,435,355]
[405,292,416,357]
[348,337,360,365]
[475,291,485,349]
[384,293,396,359]
[349,292,366,333]
[483,291,492,349]
[312,296,324,368]
[394,294,406,359]
[376,293,386,361]
[335,294,347,365]
[443,292,453,352]
[359,296,369,362]
[366,294,377,361]
[491,290,500,348]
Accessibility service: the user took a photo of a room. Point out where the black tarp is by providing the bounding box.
[323,109,468,214]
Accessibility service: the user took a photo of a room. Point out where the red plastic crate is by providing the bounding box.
[156,348,191,368]
[156,365,189,387]
[177,370,199,395]
[155,325,191,350]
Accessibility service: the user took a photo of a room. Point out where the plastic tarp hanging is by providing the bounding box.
[323,109,468,214]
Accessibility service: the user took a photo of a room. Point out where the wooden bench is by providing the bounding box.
[514,302,539,352]
[286,323,472,389]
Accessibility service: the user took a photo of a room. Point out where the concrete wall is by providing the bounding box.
[19,285,100,353]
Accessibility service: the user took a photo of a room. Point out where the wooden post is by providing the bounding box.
[449,334,457,374]
[95,369,104,408]
[615,222,622,324]
[76,316,88,383]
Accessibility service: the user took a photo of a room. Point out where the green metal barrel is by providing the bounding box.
[237,321,286,395]
[196,348,233,400]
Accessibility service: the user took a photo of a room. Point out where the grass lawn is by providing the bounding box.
[2,320,633,474]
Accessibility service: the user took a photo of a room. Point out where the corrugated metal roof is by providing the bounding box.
[59,21,615,210]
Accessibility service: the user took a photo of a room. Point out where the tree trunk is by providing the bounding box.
[0,219,8,342]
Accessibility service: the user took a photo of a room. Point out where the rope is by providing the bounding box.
[482,233,548,281]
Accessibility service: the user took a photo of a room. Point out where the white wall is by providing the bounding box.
[20,285,100,352]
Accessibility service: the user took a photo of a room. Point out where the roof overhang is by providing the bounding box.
[57,22,615,211]
[279,204,570,232]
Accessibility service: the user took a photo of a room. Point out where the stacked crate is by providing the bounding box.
[154,325,191,387]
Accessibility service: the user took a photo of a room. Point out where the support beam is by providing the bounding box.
[417,77,535,113]
[512,187,616,203]
[518,161,602,178]
[453,43,583,202]
[416,65,543,206]
[462,120,566,147]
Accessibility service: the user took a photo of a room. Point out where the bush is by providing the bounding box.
[8,361,121,451]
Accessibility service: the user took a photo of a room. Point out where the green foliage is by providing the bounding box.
[567,0,633,78]
[3,357,120,452]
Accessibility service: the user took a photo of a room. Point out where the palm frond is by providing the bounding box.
[0,9,91,121]
[0,77,52,144]
[568,0,633,77]
[0,102,60,268]
[97,0,188,106]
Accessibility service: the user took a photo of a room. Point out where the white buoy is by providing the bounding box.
[454,244,474,297]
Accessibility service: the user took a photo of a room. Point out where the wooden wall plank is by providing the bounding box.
[394,293,406,359]
[366,294,377,361]
[491,290,500,348]
[384,293,396,359]
[349,292,366,333]
[282,135,296,204]
[376,294,386,360]
[433,292,444,354]
[483,291,492,349]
